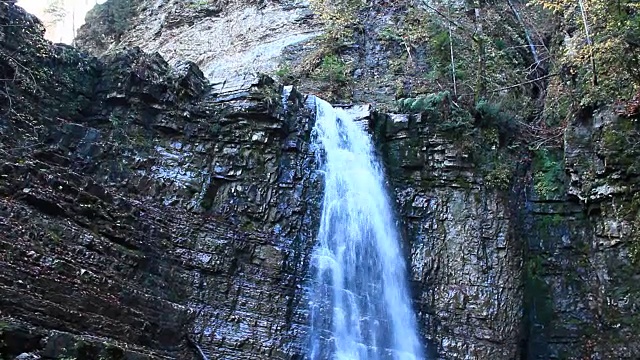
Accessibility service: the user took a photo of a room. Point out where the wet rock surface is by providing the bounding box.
[373,105,640,359]
[372,112,523,359]
[520,107,640,359]
[1,2,319,359]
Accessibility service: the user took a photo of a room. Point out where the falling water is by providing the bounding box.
[308,97,424,360]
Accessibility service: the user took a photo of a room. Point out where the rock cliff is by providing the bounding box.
[1,2,319,358]
[374,110,523,359]
[2,0,640,359]
[74,0,320,85]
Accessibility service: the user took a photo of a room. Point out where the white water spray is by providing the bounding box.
[308,97,424,360]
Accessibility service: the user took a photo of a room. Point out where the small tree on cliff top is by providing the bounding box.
[532,0,640,104]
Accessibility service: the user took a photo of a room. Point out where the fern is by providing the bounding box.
[395,91,451,112]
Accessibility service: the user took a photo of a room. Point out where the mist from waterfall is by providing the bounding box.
[308,97,424,360]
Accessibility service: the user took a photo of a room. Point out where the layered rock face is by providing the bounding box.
[520,108,640,359]
[74,0,321,84]
[1,2,319,358]
[373,106,640,359]
[373,112,523,359]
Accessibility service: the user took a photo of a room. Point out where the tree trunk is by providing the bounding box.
[473,0,485,101]
[448,0,457,97]
[578,0,598,86]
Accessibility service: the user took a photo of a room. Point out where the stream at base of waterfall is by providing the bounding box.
[308,97,424,360]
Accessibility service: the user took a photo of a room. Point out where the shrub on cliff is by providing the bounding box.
[532,0,640,105]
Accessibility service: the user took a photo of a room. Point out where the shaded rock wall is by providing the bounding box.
[369,104,640,359]
[521,108,640,359]
[371,112,523,359]
[1,2,320,359]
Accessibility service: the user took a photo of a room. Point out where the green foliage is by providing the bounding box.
[440,107,476,135]
[275,64,295,83]
[532,0,640,105]
[209,123,222,136]
[533,148,566,198]
[474,99,518,138]
[493,38,507,50]
[295,0,364,95]
[46,223,64,243]
[473,125,520,190]
[395,92,481,139]
[379,27,403,42]
[241,221,256,232]
[540,77,574,126]
[380,8,455,81]
[625,194,640,263]
[108,113,122,128]
[395,91,451,112]
[275,65,291,78]
[313,55,349,84]
[251,82,281,107]
[483,154,515,190]
[379,0,547,126]
[475,100,502,120]
[309,0,365,43]
[428,25,452,62]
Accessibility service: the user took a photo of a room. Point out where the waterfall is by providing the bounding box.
[308,97,424,360]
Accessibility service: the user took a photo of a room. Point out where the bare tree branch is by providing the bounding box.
[488,73,558,93]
